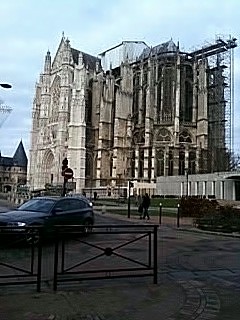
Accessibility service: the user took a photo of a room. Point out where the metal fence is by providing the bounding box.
[0,224,158,292]
[53,224,158,291]
[0,227,42,291]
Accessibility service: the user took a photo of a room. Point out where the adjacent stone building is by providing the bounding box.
[156,171,240,201]
[28,35,237,195]
[0,141,28,192]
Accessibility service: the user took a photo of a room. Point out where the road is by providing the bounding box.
[1,200,240,319]
[97,213,240,319]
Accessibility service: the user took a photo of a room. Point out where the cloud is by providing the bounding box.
[0,0,240,156]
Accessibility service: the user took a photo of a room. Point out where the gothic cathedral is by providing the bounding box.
[28,35,236,194]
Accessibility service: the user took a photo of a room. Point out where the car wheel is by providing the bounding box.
[83,220,93,235]
[25,227,40,245]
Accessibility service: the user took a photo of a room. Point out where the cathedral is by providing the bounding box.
[28,35,237,195]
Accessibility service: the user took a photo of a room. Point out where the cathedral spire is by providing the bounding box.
[44,50,51,73]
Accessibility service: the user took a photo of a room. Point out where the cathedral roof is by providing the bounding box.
[140,39,178,59]
[12,140,28,167]
[0,156,13,166]
[71,48,100,70]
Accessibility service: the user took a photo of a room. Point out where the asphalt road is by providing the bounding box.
[1,200,240,319]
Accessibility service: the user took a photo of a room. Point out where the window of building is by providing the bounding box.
[131,152,135,178]
[189,151,196,174]
[148,148,152,180]
[139,149,144,178]
[179,149,185,175]
[179,130,192,143]
[156,149,164,176]
[168,150,173,176]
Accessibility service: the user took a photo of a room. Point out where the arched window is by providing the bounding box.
[162,67,174,122]
[85,153,92,177]
[156,128,172,143]
[156,149,164,176]
[50,76,61,123]
[131,152,135,178]
[179,130,192,143]
[139,148,144,178]
[43,150,55,185]
[168,149,174,176]
[179,148,185,175]
[185,80,193,121]
[189,151,196,174]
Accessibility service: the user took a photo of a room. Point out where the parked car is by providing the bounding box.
[0,196,94,244]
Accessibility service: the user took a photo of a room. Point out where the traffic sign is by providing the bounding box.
[63,168,74,179]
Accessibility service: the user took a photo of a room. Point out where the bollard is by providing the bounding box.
[177,203,180,228]
[159,203,162,225]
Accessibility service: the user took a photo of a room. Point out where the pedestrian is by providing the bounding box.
[137,195,143,219]
[142,193,151,220]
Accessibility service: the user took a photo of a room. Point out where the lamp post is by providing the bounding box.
[128,181,134,219]
[177,203,180,228]
[159,203,162,225]
[185,169,189,197]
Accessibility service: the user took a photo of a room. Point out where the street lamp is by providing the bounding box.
[185,169,189,197]
[128,181,134,219]
[0,83,12,89]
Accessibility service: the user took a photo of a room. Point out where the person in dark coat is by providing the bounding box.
[142,193,150,220]
[137,195,143,219]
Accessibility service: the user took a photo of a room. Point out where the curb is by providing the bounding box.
[95,211,240,238]
[178,227,240,238]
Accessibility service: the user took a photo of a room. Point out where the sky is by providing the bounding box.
[0,0,240,158]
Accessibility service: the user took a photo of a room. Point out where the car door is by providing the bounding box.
[51,198,87,227]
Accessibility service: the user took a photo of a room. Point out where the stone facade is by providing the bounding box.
[28,36,236,194]
[0,141,28,192]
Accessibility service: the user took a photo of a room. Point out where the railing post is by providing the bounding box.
[159,203,162,225]
[53,228,59,291]
[37,228,42,292]
[177,204,180,228]
[153,225,158,284]
[128,181,131,219]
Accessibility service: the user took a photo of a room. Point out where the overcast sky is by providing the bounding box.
[0,0,240,158]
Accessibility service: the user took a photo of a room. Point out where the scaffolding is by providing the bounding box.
[0,101,12,128]
[190,36,237,171]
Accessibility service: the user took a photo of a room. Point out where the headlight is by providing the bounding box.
[17,222,26,227]
[7,222,26,227]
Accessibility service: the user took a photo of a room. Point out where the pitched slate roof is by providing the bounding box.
[13,140,28,167]
[71,48,100,70]
[0,141,28,168]
[0,156,13,166]
[140,39,178,59]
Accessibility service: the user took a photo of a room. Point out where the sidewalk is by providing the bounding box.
[95,206,240,238]
[0,279,185,320]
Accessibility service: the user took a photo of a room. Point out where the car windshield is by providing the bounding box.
[18,199,56,213]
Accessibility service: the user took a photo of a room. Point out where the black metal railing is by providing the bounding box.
[0,224,158,292]
[53,224,158,291]
[0,226,43,292]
